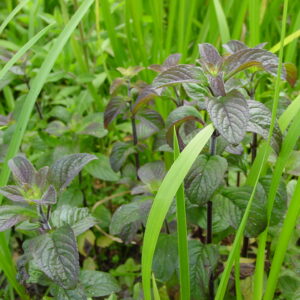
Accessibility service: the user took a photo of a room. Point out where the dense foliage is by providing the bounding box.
[0,0,299,299]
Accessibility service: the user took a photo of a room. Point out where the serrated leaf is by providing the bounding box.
[0,185,26,202]
[165,105,204,144]
[77,113,108,138]
[220,185,267,237]
[29,225,79,289]
[136,109,164,139]
[206,90,249,144]
[45,121,69,136]
[48,153,97,190]
[247,100,282,154]
[153,234,178,282]
[222,40,248,54]
[259,176,287,226]
[0,205,36,231]
[110,77,126,94]
[198,43,223,74]
[223,48,286,80]
[182,82,208,100]
[188,240,219,300]
[104,96,127,127]
[52,285,87,300]
[41,185,57,205]
[109,200,152,240]
[85,154,120,182]
[110,142,136,172]
[185,154,227,206]
[149,54,182,73]
[152,65,203,88]
[51,205,97,236]
[8,155,36,186]
[80,270,120,297]
[138,161,165,192]
[132,86,158,114]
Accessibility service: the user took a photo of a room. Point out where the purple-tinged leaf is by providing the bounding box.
[198,43,223,74]
[164,53,182,68]
[77,113,108,138]
[48,154,97,190]
[152,65,203,88]
[104,96,127,127]
[0,114,10,126]
[185,154,228,206]
[223,48,286,80]
[109,77,126,94]
[110,142,136,172]
[208,74,226,97]
[284,62,297,87]
[225,144,243,155]
[149,53,182,73]
[41,185,57,205]
[132,86,158,114]
[29,225,79,289]
[222,40,248,54]
[35,167,49,191]
[0,185,26,202]
[8,155,36,186]
[206,90,249,144]
[246,100,282,154]
[136,109,164,139]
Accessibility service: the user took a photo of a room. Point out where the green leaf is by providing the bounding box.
[247,100,282,154]
[206,90,249,144]
[185,154,227,206]
[138,161,166,191]
[51,285,87,300]
[48,153,97,190]
[188,240,219,300]
[152,65,204,88]
[182,82,208,100]
[153,234,178,282]
[51,206,97,236]
[136,109,164,140]
[104,97,127,127]
[77,113,108,138]
[110,200,152,241]
[220,185,267,237]
[80,270,121,297]
[85,154,120,182]
[28,225,79,289]
[110,142,136,172]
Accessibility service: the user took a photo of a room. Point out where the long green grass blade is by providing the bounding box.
[216,0,288,298]
[0,1,94,298]
[263,175,300,299]
[142,124,214,300]
[152,273,161,300]
[0,0,29,35]
[248,0,260,46]
[212,0,230,44]
[278,94,300,132]
[252,1,289,298]
[0,23,54,81]
[269,29,300,53]
[174,130,190,300]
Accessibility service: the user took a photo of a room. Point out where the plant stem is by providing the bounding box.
[207,130,217,300]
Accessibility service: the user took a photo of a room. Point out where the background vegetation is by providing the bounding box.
[0,0,299,299]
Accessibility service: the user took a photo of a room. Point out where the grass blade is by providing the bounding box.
[269,28,300,53]
[212,0,230,44]
[0,23,54,81]
[142,124,214,300]
[0,1,94,298]
[0,0,29,35]
[174,130,190,300]
[253,0,289,298]
[263,175,300,299]
[152,273,161,300]
[248,0,260,46]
